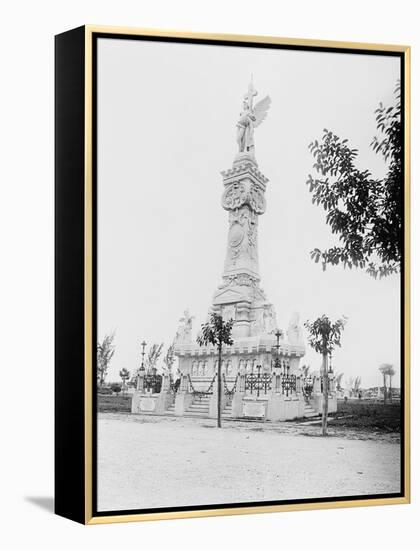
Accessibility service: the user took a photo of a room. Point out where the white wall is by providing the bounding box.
[0,0,418,548]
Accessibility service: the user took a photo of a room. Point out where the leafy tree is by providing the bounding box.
[301,364,311,378]
[163,343,175,374]
[304,315,347,435]
[306,84,402,278]
[352,376,362,397]
[197,313,234,428]
[111,383,121,395]
[145,343,164,374]
[335,372,344,391]
[97,332,115,387]
[119,368,130,394]
[345,377,354,394]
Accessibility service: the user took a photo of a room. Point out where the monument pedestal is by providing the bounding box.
[231,391,244,418]
[131,390,174,415]
[174,391,193,416]
[209,392,224,418]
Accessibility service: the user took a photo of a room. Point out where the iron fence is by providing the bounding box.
[143,374,162,393]
[187,373,216,399]
[244,365,272,397]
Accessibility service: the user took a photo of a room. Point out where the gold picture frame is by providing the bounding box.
[55,25,410,525]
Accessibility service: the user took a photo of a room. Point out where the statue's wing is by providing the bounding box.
[253,95,271,127]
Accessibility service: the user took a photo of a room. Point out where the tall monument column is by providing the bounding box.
[213,155,270,337]
[212,80,274,339]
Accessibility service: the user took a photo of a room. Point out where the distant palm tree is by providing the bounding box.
[379,363,393,404]
[97,332,115,387]
[387,365,396,402]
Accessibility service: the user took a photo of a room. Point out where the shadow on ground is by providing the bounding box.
[25,496,54,514]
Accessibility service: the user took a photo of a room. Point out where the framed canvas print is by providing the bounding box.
[55,25,410,525]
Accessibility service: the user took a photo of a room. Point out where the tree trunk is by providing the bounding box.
[389,375,392,402]
[217,343,222,428]
[322,352,328,436]
[383,373,387,404]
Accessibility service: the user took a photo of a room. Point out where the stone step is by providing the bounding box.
[303,404,319,418]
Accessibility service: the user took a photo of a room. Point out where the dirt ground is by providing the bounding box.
[97,413,401,512]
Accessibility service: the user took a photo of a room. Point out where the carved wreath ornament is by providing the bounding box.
[222,180,266,214]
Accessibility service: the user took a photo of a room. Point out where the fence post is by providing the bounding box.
[181,373,189,393]
[137,369,145,393]
[161,372,170,393]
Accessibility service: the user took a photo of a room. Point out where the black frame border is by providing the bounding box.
[91,32,406,519]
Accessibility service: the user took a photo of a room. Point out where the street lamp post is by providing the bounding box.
[327,353,333,393]
[273,329,282,370]
[140,340,147,371]
[136,340,147,390]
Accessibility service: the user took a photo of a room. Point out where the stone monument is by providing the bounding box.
[131,80,338,421]
[172,79,312,420]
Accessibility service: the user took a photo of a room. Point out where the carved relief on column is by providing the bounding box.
[221,178,266,215]
[224,206,260,274]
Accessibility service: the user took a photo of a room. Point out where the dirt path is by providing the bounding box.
[97,414,401,512]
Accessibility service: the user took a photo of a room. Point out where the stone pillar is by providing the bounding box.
[136,370,145,393]
[310,376,323,413]
[266,393,286,421]
[174,375,193,416]
[234,300,252,338]
[296,375,302,394]
[161,372,170,393]
[180,373,189,392]
[154,374,171,413]
[231,374,245,418]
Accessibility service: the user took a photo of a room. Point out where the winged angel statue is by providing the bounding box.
[236,79,271,155]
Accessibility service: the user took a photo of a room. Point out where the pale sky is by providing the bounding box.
[97,37,401,389]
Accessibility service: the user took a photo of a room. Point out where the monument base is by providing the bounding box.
[131,391,174,415]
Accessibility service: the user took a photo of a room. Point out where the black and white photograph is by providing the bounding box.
[94,33,406,515]
[2,0,420,545]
